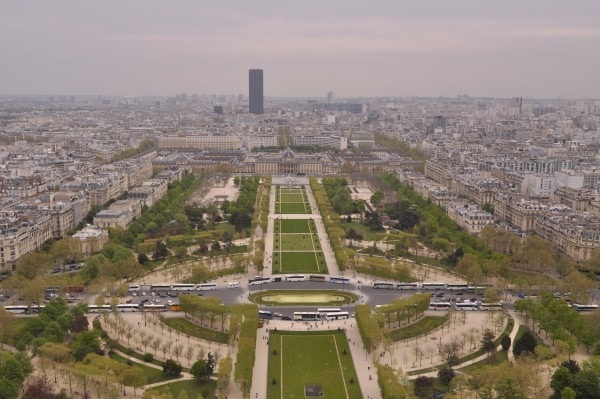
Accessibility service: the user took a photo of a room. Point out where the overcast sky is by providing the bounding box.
[1,1,599,98]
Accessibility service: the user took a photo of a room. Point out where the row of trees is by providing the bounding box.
[355,304,383,354]
[353,255,413,282]
[221,176,260,233]
[233,304,259,396]
[515,292,599,354]
[321,177,365,215]
[178,294,230,331]
[310,176,354,270]
[375,293,431,330]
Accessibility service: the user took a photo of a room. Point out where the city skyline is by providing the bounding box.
[1,1,599,98]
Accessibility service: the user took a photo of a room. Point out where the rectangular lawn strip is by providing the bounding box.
[280,234,322,251]
[279,251,325,273]
[279,202,310,214]
[279,193,305,203]
[390,316,448,341]
[108,351,171,384]
[267,331,361,399]
[160,317,229,344]
[280,219,312,233]
[144,379,217,399]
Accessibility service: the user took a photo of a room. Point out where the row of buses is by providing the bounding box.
[428,301,504,311]
[3,303,175,314]
[373,282,488,291]
[128,283,218,292]
[258,308,350,321]
[249,275,350,285]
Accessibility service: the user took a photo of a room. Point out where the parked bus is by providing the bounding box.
[116,304,141,312]
[324,311,349,320]
[309,275,327,282]
[422,282,446,290]
[171,284,196,291]
[455,302,479,311]
[286,274,305,282]
[329,276,350,284]
[88,305,112,313]
[446,283,469,291]
[317,307,341,315]
[479,302,503,311]
[142,304,168,312]
[293,311,320,321]
[248,276,270,286]
[150,284,172,292]
[373,281,395,289]
[258,310,272,320]
[428,302,452,311]
[128,284,141,292]
[227,282,240,289]
[197,283,218,291]
[573,304,600,312]
[3,305,30,314]
[396,282,419,290]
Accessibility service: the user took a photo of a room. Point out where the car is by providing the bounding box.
[141,292,146,296]
[131,292,137,296]
[456,292,464,296]
[167,300,173,305]
[281,316,291,320]
[273,312,282,318]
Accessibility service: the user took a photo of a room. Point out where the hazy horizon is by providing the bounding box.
[2,1,599,99]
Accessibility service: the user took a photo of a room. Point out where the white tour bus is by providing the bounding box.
[227,282,240,289]
[197,283,218,291]
[128,284,141,292]
[171,284,196,291]
[286,274,306,282]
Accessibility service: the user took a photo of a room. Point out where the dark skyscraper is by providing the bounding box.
[249,69,264,114]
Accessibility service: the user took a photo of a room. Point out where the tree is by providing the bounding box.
[437,366,455,387]
[501,335,511,352]
[561,387,577,399]
[120,367,146,396]
[153,241,169,260]
[22,375,58,399]
[513,329,536,357]
[551,367,575,395]
[163,359,182,377]
[370,190,384,207]
[572,369,600,399]
[413,376,433,397]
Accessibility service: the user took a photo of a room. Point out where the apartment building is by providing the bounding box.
[447,203,494,234]
[158,135,243,151]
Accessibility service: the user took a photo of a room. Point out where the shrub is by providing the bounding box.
[500,334,511,352]
[163,359,182,377]
[143,353,154,362]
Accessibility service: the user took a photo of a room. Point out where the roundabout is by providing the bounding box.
[249,289,358,306]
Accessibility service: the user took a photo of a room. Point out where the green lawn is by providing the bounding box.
[279,202,309,214]
[160,317,229,344]
[276,219,314,234]
[342,221,387,242]
[250,290,358,306]
[458,350,509,374]
[279,192,305,202]
[389,316,449,341]
[144,379,217,399]
[267,331,362,399]
[279,234,321,251]
[108,351,168,384]
[276,251,325,274]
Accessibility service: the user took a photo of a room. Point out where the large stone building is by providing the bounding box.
[158,135,243,151]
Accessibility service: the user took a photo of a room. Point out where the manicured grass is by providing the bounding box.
[458,349,509,374]
[144,379,217,399]
[250,290,358,306]
[215,221,237,236]
[276,219,314,234]
[160,317,229,344]
[279,202,309,214]
[279,234,321,251]
[389,316,448,342]
[267,330,362,399]
[279,193,305,202]
[278,252,325,273]
[108,351,169,383]
[342,221,387,242]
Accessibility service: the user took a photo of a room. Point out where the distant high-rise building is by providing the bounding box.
[249,69,264,114]
[326,91,335,104]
